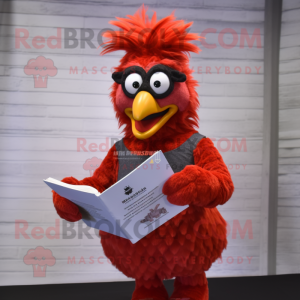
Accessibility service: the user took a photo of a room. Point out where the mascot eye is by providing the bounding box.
[124,73,143,95]
[150,72,170,94]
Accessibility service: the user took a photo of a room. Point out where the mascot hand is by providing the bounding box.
[162,165,220,207]
[52,177,82,222]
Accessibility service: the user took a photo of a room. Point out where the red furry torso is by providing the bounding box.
[98,131,228,286]
[100,205,227,286]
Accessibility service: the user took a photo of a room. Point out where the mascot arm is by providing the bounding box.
[52,144,119,222]
[163,137,234,208]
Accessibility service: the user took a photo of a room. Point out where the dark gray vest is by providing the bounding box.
[115,132,205,181]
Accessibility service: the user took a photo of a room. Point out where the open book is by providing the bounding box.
[44,151,188,244]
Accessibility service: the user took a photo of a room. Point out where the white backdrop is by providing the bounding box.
[0,0,295,286]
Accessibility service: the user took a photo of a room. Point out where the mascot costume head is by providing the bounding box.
[53,6,234,300]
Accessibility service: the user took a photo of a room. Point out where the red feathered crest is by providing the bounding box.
[100,5,202,60]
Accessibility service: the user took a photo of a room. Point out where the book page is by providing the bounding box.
[99,151,189,244]
[45,177,100,195]
[44,178,128,239]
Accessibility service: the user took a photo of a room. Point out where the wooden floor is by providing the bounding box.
[1,274,299,300]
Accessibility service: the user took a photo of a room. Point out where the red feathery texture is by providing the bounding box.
[101,5,201,59]
[51,6,234,300]
[100,4,202,142]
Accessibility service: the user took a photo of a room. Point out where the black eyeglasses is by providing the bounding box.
[112,64,186,99]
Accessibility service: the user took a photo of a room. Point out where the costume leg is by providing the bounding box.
[170,273,208,300]
[131,276,169,300]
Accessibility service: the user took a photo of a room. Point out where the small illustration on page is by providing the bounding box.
[140,204,168,223]
[124,185,133,195]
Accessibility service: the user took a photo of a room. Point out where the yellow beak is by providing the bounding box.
[125,91,178,140]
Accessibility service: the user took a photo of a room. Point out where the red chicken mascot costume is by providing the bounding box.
[52,6,234,300]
